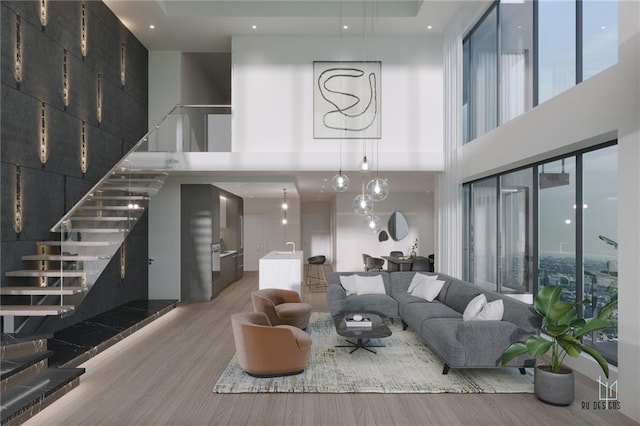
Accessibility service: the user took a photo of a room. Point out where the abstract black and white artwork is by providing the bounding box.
[313,61,381,139]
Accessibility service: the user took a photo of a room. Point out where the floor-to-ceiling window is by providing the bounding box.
[463,0,618,144]
[499,0,534,124]
[462,142,618,364]
[581,145,618,363]
[500,169,534,296]
[466,5,498,141]
[582,0,618,80]
[468,177,498,292]
[537,0,576,104]
[538,157,577,302]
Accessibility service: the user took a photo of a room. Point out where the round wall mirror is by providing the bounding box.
[388,211,409,241]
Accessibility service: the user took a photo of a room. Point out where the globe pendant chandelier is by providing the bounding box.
[353,175,373,215]
[366,140,389,201]
[332,140,350,192]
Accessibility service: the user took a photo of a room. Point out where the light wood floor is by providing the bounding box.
[25,272,636,426]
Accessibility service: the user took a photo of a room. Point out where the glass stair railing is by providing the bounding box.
[2,105,230,332]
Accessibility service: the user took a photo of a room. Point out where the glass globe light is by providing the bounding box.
[282,217,288,225]
[366,177,389,201]
[332,173,350,192]
[353,193,373,215]
[363,214,381,233]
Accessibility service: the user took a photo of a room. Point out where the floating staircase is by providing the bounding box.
[1,105,229,332]
[1,170,168,332]
[0,334,85,425]
[0,106,188,333]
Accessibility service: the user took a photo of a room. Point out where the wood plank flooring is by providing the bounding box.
[24,272,636,426]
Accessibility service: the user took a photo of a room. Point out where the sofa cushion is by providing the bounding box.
[440,278,483,315]
[355,275,386,295]
[411,277,445,302]
[339,275,358,295]
[339,293,398,318]
[402,300,461,332]
[462,294,487,321]
[473,299,504,321]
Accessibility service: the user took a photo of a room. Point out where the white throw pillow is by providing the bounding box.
[339,275,358,296]
[407,273,436,293]
[411,278,445,302]
[355,275,386,295]
[462,294,487,321]
[472,299,504,321]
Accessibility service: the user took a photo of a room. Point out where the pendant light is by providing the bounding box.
[281,188,288,225]
[332,140,350,192]
[353,175,373,215]
[366,140,389,201]
[363,213,382,234]
[359,140,370,172]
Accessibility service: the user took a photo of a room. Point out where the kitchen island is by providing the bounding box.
[259,251,304,295]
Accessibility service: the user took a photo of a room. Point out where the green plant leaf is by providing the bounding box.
[547,301,575,322]
[545,323,571,337]
[573,318,616,339]
[534,286,563,317]
[500,342,528,366]
[597,299,618,320]
[557,334,582,357]
[526,335,553,357]
[579,343,610,378]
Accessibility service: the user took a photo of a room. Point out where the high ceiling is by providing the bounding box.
[104,0,478,52]
[104,1,482,200]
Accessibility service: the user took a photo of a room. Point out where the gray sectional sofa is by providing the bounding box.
[327,271,540,374]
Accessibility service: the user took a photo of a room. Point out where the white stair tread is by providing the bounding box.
[106,178,163,183]
[0,286,86,295]
[0,305,75,316]
[6,270,85,278]
[67,217,133,221]
[22,254,110,261]
[38,241,115,246]
[87,196,149,200]
[63,228,128,233]
[79,206,144,211]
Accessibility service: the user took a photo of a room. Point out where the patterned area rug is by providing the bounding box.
[213,312,534,394]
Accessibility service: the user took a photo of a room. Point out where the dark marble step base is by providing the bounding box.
[1,350,52,382]
[0,334,51,360]
[0,367,84,425]
[48,299,177,368]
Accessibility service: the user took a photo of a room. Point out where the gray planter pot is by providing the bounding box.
[534,365,574,406]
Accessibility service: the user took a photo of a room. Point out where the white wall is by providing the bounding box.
[243,197,302,270]
[231,36,444,172]
[335,191,434,271]
[301,201,332,262]
[148,51,181,127]
[459,2,640,421]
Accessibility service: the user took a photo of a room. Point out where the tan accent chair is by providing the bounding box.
[231,312,312,377]
[251,288,312,330]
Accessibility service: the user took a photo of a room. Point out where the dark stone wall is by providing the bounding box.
[1,1,149,332]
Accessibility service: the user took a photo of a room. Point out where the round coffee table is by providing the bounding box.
[334,313,392,354]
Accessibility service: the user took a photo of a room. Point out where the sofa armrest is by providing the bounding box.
[456,320,520,367]
[326,283,347,317]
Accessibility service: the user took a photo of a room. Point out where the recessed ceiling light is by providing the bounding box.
[343,25,349,30]
[601,25,607,30]
[427,25,433,30]
[252,25,257,30]
[149,25,155,29]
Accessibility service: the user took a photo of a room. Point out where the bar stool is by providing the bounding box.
[306,255,327,292]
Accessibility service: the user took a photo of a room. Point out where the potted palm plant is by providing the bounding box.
[501,285,617,406]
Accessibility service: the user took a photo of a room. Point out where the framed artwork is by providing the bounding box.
[313,61,381,139]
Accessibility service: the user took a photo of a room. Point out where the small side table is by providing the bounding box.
[334,313,392,354]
